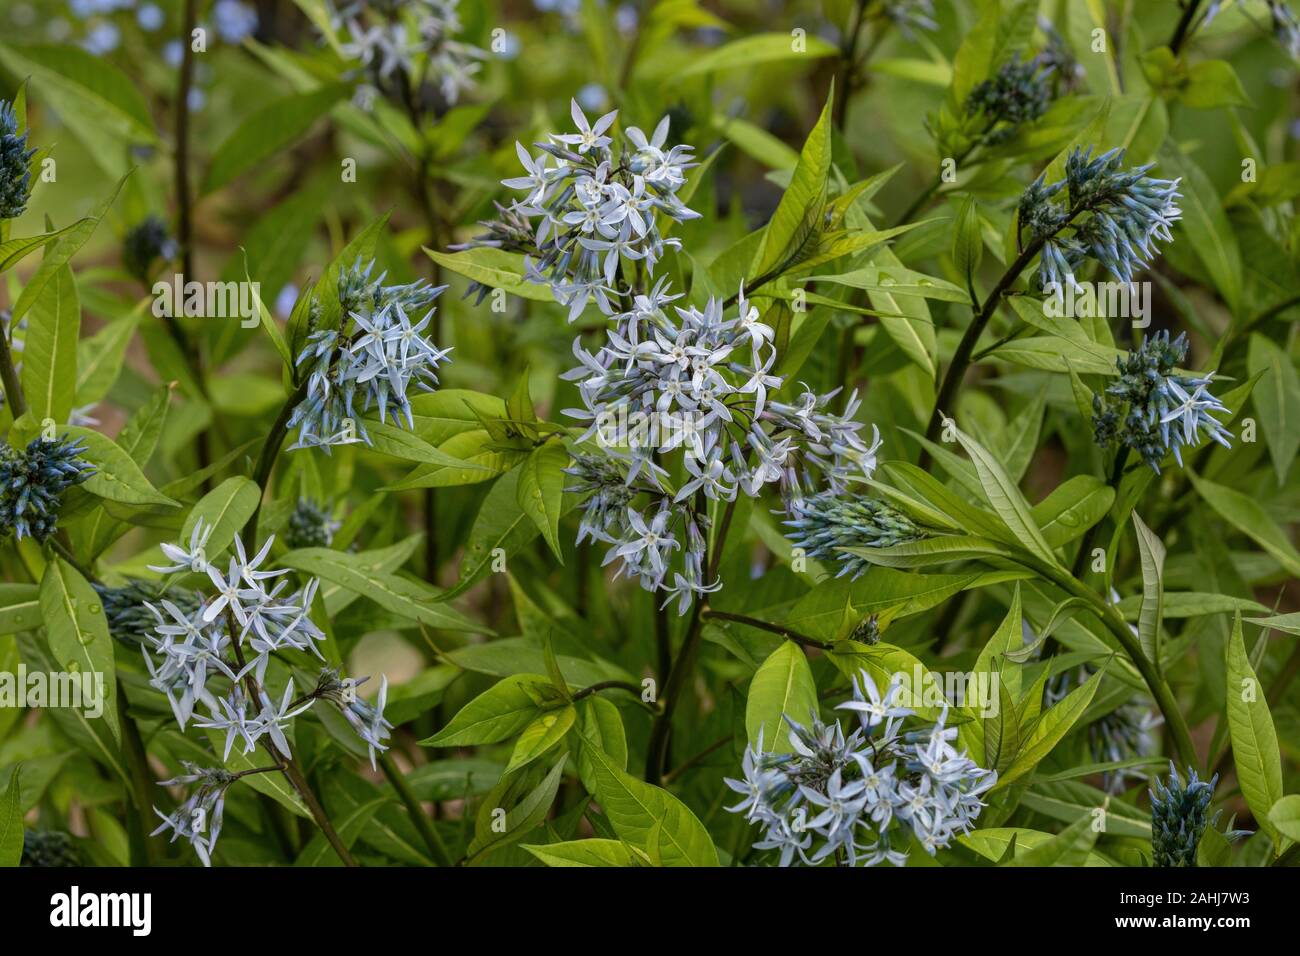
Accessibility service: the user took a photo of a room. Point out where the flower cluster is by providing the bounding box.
[1021,147,1182,292]
[562,282,885,612]
[1092,330,1232,472]
[285,497,342,549]
[122,215,177,285]
[484,101,700,320]
[725,671,996,866]
[783,491,925,580]
[334,0,485,108]
[290,258,451,451]
[142,524,391,864]
[0,99,35,220]
[152,764,238,867]
[966,56,1055,146]
[506,101,892,612]
[309,666,393,762]
[1149,763,1219,867]
[0,437,95,542]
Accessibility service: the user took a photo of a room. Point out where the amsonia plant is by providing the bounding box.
[0,0,1297,875]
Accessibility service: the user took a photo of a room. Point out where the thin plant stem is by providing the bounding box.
[833,0,872,131]
[242,378,309,545]
[700,609,832,650]
[0,321,25,419]
[644,494,739,784]
[173,0,212,482]
[379,751,452,867]
[921,201,1092,463]
[1169,0,1204,55]
[921,235,1050,454]
[225,606,358,866]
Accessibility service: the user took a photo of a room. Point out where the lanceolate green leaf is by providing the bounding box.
[0,219,89,274]
[39,557,119,746]
[505,705,576,773]
[75,311,142,407]
[1031,476,1114,548]
[1269,795,1300,843]
[749,91,832,282]
[279,548,482,631]
[363,419,491,471]
[524,839,647,867]
[1188,471,1300,577]
[11,172,130,322]
[1247,333,1300,484]
[184,477,261,560]
[20,264,79,426]
[451,467,579,598]
[1001,811,1100,867]
[578,739,718,867]
[1226,613,1283,850]
[0,44,155,175]
[1158,145,1242,313]
[952,425,1058,568]
[1131,513,1165,671]
[422,675,554,747]
[60,425,177,508]
[853,232,938,378]
[15,632,129,788]
[0,584,40,636]
[425,248,555,302]
[468,758,566,862]
[516,441,569,563]
[678,32,838,78]
[0,766,22,867]
[745,641,817,754]
[953,197,984,292]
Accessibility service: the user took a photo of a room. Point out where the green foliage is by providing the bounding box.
[0,0,1295,873]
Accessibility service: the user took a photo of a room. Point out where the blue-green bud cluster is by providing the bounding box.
[123,215,178,284]
[0,100,35,220]
[20,830,82,868]
[966,57,1054,145]
[1149,762,1218,867]
[0,437,95,542]
[784,491,924,580]
[285,497,341,549]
